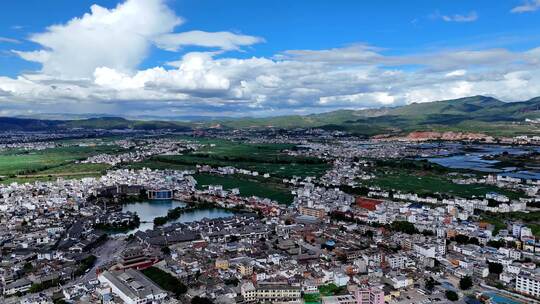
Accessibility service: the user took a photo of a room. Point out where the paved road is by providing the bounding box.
[73,237,127,285]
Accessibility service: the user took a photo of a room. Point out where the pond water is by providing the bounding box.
[423,144,540,179]
[121,200,235,233]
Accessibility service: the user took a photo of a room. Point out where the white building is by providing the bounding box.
[516,272,540,298]
[98,269,167,304]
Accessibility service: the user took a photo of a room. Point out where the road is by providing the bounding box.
[72,237,127,285]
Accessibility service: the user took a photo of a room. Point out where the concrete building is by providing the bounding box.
[516,272,540,298]
[354,287,385,304]
[241,282,301,303]
[299,206,326,218]
[98,269,167,304]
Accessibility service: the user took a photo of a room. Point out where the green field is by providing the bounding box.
[149,140,329,178]
[0,145,121,183]
[303,293,321,304]
[481,211,540,237]
[194,173,294,204]
[318,284,347,296]
[365,171,523,199]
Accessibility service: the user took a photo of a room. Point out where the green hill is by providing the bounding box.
[3,95,540,136]
[217,95,540,136]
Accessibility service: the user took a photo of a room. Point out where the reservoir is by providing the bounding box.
[121,200,236,233]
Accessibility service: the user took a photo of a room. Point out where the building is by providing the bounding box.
[238,263,254,277]
[3,278,32,296]
[98,269,167,304]
[386,255,406,269]
[241,282,301,303]
[147,189,173,200]
[354,287,385,304]
[516,272,540,298]
[299,206,326,218]
[322,295,357,304]
[215,258,229,270]
[112,247,158,271]
[356,197,383,211]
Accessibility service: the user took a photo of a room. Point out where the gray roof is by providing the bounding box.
[100,269,166,300]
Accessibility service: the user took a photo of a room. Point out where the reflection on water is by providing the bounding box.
[423,144,540,179]
[121,200,235,233]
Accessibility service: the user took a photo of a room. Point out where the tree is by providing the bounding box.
[425,277,438,291]
[161,246,171,255]
[191,296,214,304]
[445,290,459,301]
[487,240,505,249]
[488,262,503,275]
[468,237,480,246]
[390,221,418,234]
[459,276,473,290]
[454,234,470,244]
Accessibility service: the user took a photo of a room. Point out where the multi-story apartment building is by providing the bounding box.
[516,272,540,298]
[241,282,301,303]
[354,287,385,304]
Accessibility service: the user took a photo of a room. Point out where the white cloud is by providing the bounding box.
[4,43,540,117]
[511,0,540,13]
[445,70,467,77]
[4,0,540,117]
[279,44,383,63]
[15,0,181,77]
[319,92,395,106]
[441,11,478,22]
[0,37,20,44]
[154,30,264,51]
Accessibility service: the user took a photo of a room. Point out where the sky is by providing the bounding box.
[1,0,540,118]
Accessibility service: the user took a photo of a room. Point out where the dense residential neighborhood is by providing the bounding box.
[0,128,538,304]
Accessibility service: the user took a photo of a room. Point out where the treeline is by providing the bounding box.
[142,267,187,298]
[154,153,326,165]
[94,214,140,232]
[373,158,452,173]
[29,278,62,293]
[153,202,221,226]
[74,255,97,277]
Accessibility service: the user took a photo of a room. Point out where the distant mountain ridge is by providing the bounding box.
[3,95,540,136]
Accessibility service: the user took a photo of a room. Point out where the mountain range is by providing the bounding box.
[4,95,540,136]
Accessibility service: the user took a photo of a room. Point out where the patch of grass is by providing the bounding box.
[194,173,294,204]
[303,293,321,303]
[481,211,540,237]
[318,283,347,296]
[0,161,111,184]
[365,171,523,199]
[150,139,329,178]
[0,145,121,177]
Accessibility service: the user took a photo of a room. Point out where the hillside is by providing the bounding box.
[2,95,540,136]
[218,95,540,136]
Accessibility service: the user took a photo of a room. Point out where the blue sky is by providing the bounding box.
[0,0,540,117]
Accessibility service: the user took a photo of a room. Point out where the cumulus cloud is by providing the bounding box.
[154,30,264,51]
[4,44,540,117]
[15,0,181,77]
[4,0,540,117]
[511,0,540,13]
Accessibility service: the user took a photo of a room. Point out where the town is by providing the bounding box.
[0,129,539,304]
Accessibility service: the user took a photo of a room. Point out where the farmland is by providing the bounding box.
[0,145,121,183]
[364,171,523,199]
[146,139,330,178]
[194,173,294,204]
